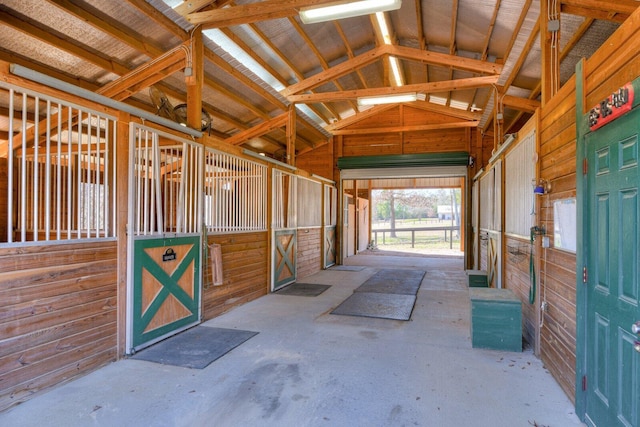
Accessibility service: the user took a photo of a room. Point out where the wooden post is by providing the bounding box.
[116,112,130,357]
[186,26,203,131]
[286,105,296,167]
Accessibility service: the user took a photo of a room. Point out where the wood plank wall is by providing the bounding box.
[536,8,640,403]
[202,232,269,320]
[538,77,578,402]
[297,143,333,181]
[0,241,118,411]
[504,237,536,347]
[297,227,322,279]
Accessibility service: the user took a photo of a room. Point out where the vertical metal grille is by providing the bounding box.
[204,148,267,233]
[130,124,203,236]
[5,85,116,243]
[505,131,536,237]
[324,184,337,226]
[272,169,297,229]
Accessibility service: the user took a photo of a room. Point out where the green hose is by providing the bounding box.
[529,228,536,304]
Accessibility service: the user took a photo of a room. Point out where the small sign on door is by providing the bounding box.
[162,248,177,262]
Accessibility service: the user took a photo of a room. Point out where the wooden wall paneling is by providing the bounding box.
[504,235,535,345]
[296,143,333,180]
[342,134,402,156]
[403,129,469,153]
[0,241,118,411]
[538,77,579,402]
[296,227,322,279]
[202,232,268,320]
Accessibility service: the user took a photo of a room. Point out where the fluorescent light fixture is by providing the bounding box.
[357,92,418,106]
[300,0,402,24]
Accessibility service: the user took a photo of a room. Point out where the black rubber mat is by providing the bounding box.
[329,265,366,271]
[331,292,417,321]
[355,269,425,295]
[131,326,257,369]
[276,283,331,296]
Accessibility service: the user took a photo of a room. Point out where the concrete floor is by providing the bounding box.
[1,253,585,427]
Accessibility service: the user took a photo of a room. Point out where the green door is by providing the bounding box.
[585,107,640,426]
[132,236,200,351]
[273,229,296,291]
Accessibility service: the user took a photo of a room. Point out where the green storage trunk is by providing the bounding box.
[466,270,488,287]
[470,288,522,352]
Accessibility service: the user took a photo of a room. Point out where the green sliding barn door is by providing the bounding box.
[584,107,640,427]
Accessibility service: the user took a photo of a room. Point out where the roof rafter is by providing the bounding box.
[287,17,358,115]
[384,45,502,75]
[282,45,501,97]
[287,75,500,103]
[561,0,637,17]
[226,112,289,145]
[186,0,338,28]
[331,120,478,135]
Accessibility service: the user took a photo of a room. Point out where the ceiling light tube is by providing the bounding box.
[300,0,402,24]
[357,92,418,106]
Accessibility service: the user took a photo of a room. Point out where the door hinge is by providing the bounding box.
[583,158,588,175]
[582,375,587,391]
[583,266,588,284]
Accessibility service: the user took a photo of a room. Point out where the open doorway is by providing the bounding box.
[371,188,462,256]
[341,175,466,261]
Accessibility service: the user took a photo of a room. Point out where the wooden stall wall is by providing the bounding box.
[539,77,578,402]
[0,241,118,411]
[296,142,333,181]
[296,227,322,279]
[504,237,536,346]
[203,232,269,320]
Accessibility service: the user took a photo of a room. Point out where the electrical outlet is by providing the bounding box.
[542,236,550,248]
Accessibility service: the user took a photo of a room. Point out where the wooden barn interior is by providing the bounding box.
[1,0,640,425]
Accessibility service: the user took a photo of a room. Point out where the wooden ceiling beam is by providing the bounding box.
[0,9,131,76]
[186,0,339,28]
[99,44,188,100]
[383,45,503,75]
[560,0,637,17]
[334,22,369,90]
[560,5,628,23]
[204,49,288,111]
[501,95,540,112]
[45,0,165,59]
[125,0,188,41]
[174,0,218,16]
[225,112,289,145]
[331,120,479,135]
[327,104,396,131]
[287,75,499,103]
[288,17,355,116]
[245,21,331,124]
[409,102,482,121]
[281,48,383,96]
